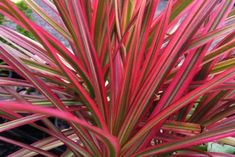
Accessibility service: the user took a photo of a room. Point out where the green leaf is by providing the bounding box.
[207,142,235,154]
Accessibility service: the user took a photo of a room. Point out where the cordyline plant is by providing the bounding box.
[0,0,234,156]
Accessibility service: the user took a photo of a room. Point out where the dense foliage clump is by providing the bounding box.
[0,0,234,156]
